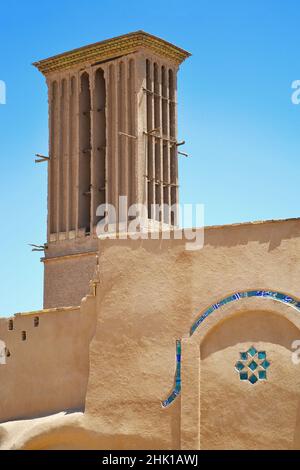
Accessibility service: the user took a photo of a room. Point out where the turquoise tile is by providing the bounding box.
[249,374,258,384]
[235,361,245,371]
[240,372,248,381]
[248,360,258,371]
[258,351,266,360]
[248,346,257,357]
[258,370,267,380]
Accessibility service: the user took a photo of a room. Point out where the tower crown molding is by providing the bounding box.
[33,30,191,75]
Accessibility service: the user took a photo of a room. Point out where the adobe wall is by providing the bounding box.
[83,218,300,449]
[197,307,300,449]
[1,218,300,449]
[43,252,98,308]
[0,297,96,424]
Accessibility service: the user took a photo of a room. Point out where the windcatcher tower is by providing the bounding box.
[34,31,190,308]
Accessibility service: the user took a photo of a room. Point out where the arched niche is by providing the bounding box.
[180,298,300,450]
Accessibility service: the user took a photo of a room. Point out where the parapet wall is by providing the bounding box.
[0,299,96,423]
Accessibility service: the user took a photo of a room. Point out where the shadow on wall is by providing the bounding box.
[97,218,300,255]
[19,425,163,450]
[201,310,300,359]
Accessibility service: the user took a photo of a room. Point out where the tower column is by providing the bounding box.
[60,77,69,234]
[146,59,155,219]
[74,73,81,236]
[90,68,96,232]
[55,79,61,236]
[162,65,171,224]
[169,68,178,225]
[47,78,54,240]
[135,55,147,214]
[91,67,106,229]
[122,59,129,208]
[68,74,78,234]
[127,58,137,211]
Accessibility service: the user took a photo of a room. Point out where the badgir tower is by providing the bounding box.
[0,31,300,450]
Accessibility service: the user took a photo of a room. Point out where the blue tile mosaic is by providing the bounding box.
[190,290,300,336]
[162,340,181,408]
[234,346,271,385]
[163,289,297,407]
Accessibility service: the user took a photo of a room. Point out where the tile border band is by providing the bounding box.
[162,289,300,407]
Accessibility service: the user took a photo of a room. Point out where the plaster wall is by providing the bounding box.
[43,252,97,308]
[84,218,300,449]
[0,301,95,424]
[199,310,300,449]
[1,218,300,450]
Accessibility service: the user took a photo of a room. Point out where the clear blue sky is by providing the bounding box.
[0,0,299,316]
